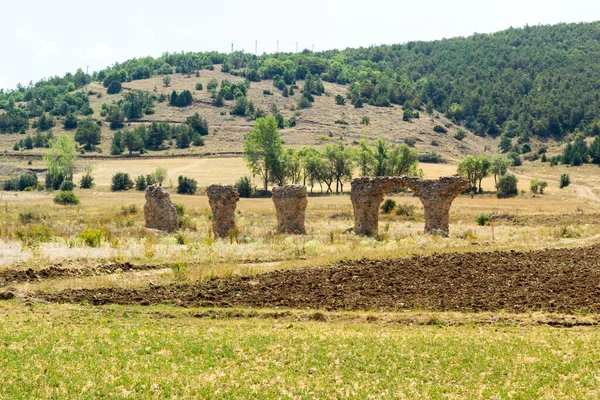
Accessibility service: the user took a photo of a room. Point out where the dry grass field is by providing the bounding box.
[2,154,600,396]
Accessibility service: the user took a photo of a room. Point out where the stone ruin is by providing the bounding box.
[350,176,470,237]
[143,185,179,232]
[272,185,308,234]
[207,184,240,238]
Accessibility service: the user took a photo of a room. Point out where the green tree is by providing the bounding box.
[63,113,78,130]
[44,134,77,189]
[490,154,512,184]
[162,76,171,87]
[356,139,376,176]
[152,167,168,186]
[74,118,101,150]
[324,141,355,193]
[243,116,284,191]
[496,174,518,198]
[106,105,125,130]
[457,156,491,193]
[121,129,144,154]
[498,134,512,153]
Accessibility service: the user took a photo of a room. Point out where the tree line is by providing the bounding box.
[243,116,421,194]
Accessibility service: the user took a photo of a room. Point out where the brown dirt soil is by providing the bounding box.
[34,245,600,314]
[0,262,164,286]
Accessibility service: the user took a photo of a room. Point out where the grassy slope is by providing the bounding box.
[1,303,599,398]
[2,67,499,162]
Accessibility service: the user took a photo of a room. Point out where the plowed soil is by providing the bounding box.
[36,245,600,314]
[0,262,163,286]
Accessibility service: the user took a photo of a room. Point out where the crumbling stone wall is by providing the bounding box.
[207,184,240,238]
[272,185,308,234]
[351,176,470,237]
[144,185,179,232]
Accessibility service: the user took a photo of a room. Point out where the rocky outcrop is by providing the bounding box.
[143,185,179,232]
[207,184,240,238]
[350,176,470,237]
[272,185,308,234]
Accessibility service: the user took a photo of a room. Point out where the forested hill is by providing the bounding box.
[2,21,600,143]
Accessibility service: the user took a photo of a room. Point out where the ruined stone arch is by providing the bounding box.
[350,176,470,237]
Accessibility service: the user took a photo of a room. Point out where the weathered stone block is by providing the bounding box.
[144,185,179,232]
[207,184,240,238]
[272,185,308,234]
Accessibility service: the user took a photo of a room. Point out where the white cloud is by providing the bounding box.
[86,44,114,60]
[15,28,58,58]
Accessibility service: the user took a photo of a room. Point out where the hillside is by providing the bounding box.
[4,21,600,161]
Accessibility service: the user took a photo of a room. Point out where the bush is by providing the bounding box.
[176,176,197,195]
[234,176,253,198]
[111,172,134,191]
[297,96,312,109]
[496,174,518,198]
[433,125,448,133]
[263,89,272,95]
[59,180,74,191]
[79,227,104,247]
[79,172,94,189]
[195,82,203,90]
[135,175,147,191]
[454,129,466,140]
[335,95,346,105]
[380,199,396,214]
[395,203,415,217]
[559,173,571,189]
[2,173,38,191]
[530,179,548,194]
[53,190,80,205]
[508,151,522,167]
[403,137,417,147]
[475,213,492,226]
[418,152,444,163]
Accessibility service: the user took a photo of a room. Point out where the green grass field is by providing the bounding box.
[1,302,599,398]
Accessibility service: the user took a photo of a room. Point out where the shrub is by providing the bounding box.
[176,176,197,195]
[135,175,147,191]
[234,176,253,198]
[297,96,311,109]
[334,119,348,125]
[475,213,492,226]
[418,152,444,163]
[496,174,518,198]
[522,143,532,153]
[361,116,370,126]
[111,172,134,191]
[559,173,571,189]
[395,203,415,217]
[380,199,396,214]
[403,137,417,147]
[454,129,466,140]
[263,89,273,95]
[507,151,522,167]
[335,95,346,105]
[79,227,104,247]
[162,76,171,87]
[59,180,74,191]
[530,179,548,194]
[79,172,94,189]
[195,82,203,90]
[2,173,38,191]
[433,125,447,133]
[53,190,80,205]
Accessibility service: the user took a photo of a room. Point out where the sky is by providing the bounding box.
[1,0,600,90]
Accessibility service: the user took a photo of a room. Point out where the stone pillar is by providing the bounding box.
[405,176,470,237]
[272,185,308,234]
[350,177,404,236]
[144,185,179,232]
[207,184,240,238]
